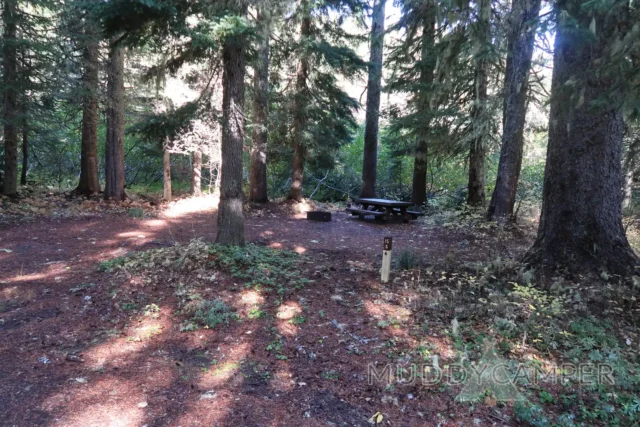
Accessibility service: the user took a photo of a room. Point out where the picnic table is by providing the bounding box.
[346,198,424,223]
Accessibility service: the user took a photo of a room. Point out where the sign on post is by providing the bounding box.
[381,237,392,283]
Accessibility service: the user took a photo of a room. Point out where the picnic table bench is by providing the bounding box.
[346,198,424,223]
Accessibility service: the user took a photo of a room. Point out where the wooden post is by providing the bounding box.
[381,236,392,283]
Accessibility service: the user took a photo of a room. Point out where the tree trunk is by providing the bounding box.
[249,9,270,203]
[622,166,634,210]
[361,0,386,198]
[104,40,126,201]
[525,4,638,274]
[622,135,639,210]
[20,120,27,186]
[288,10,311,202]
[466,0,491,206]
[191,150,203,197]
[163,150,172,202]
[2,0,18,196]
[411,5,436,207]
[76,32,101,196]
[488,0,541,222]
[215,31,246,246]
[412,141,428,205]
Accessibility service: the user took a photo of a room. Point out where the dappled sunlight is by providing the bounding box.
[116,231,149,239]
[4,270,63,285]
[276,301,302,320]
[270,361,296,393]
[268,242,283,249]
[162,194,219,219]
[43,376,147,427]
[294,245,307,254]
[83,309,173,370]
[276,301,303,336]
[239,289,264,306]
[84,335,149,369]
[1,285,37,302]
[143,218,169,228]
[421,336,457,360]
[198,342,250,388]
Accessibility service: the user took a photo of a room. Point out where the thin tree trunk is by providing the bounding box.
[467,0,491,206]
[361,0,386,198]
[249,9,270,203]
[76,32,101,195]
[191,150,202,196]
[20,120,27,186]
[525,3,638,274]
[288,8,311,202]
[215,30,246,246]
[622,166,634,210]
[411,3,436,207]
[2,0,18,196]
[488,0,541,222]
[104,40,126,201]
[163,150,172,202]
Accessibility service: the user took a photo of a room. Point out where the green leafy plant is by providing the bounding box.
[189,298,237,329]
[397,249,419,270]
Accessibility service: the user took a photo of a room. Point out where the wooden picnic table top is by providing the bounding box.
[356,198,413,208]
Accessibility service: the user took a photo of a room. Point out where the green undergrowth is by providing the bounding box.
[99,240,310,295]
[208,243,312,294]
[421,258,640,426]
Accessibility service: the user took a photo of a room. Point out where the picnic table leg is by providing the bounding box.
[401,207,409,223]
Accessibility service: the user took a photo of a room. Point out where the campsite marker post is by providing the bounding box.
[381,237,392,283]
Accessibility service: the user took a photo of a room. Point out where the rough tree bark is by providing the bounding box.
[76,32,101,195]
[288,7,311,202]
[360,0,386,198]
[215,32,247,246]
[191,150,202,197]
[466,0,491,206]
[20,119,27,186]
[163,150,172,202]
[525,3,639,274]
[2,0,18,196]
[249,9,270,203]
[104,40,126,201]
[487,0,541,222]
[411,4,436,207]
[622,133,639,210]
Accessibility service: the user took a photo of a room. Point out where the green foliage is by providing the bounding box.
[190,298,238,329]
[127,207,144,218]
[98,256,128,273]
[397,249,418,270]
[208,244,307,293]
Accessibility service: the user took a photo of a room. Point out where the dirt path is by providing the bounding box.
[0,199,531,426]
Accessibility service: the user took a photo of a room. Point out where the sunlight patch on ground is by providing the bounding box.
[276,301,302,320]
[271,362,295,392]
[116,231,148,239]
[162,195,219,219]
[276,301,303,336]
[44,377,146,427]
[198,342,250,388]
[143,219,168,228]
[268,242,283,249]
[239,290,264,306]
[293,245,307,254]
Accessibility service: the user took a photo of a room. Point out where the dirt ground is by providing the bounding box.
[0,196,534,427]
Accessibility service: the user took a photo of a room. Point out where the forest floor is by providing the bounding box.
[1,193,639,426]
